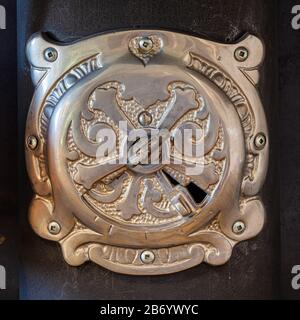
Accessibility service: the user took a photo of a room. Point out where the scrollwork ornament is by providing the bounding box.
[25,30,268,275]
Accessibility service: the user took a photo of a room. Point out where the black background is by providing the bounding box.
[279,0,300,300]
[0,0,299,300]
[0,0,18,300]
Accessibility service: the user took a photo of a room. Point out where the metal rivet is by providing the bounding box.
[232,221,246,234]
[48,221,61,235]
[138,38,153,53]
[44,47,58,62]
[254,133,267,150]
[27,135,38,150]
[138,111,153,126]
[234,47,249,62]
[140,250,155,264]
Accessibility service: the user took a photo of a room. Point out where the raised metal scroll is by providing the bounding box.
[25,30,268,275]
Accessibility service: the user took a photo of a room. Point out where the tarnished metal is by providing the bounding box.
[25,30,268,275]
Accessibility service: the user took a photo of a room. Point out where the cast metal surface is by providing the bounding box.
[25,30,268,275]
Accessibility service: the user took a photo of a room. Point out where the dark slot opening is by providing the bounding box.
[163,170,179,186]
[163,170,207,204]
[186,182,207,204]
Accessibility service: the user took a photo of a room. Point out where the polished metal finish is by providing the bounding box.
[234,46,249,62]
[254,133,267,150]
[129,35,163,65]
[232,221,246,234]
[25,30,268,275]
[48,221,61,235]
[44,47,58,62]
[140,250,155,264]
[138,111,153,126]
[138,37,154,53]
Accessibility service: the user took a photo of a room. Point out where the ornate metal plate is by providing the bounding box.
[25,30,268,275]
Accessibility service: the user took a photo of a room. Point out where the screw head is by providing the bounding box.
[254,133,267,150]
[138,38,153,53]
[44,47,58,62]
[232,221,246,234]
[234,47,249,62]
[140,250,155,264]
[27,135,38,150]
[48,221,61,235]
[138,111,153,126]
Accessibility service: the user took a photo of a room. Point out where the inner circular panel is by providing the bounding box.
[65,63,229,228]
